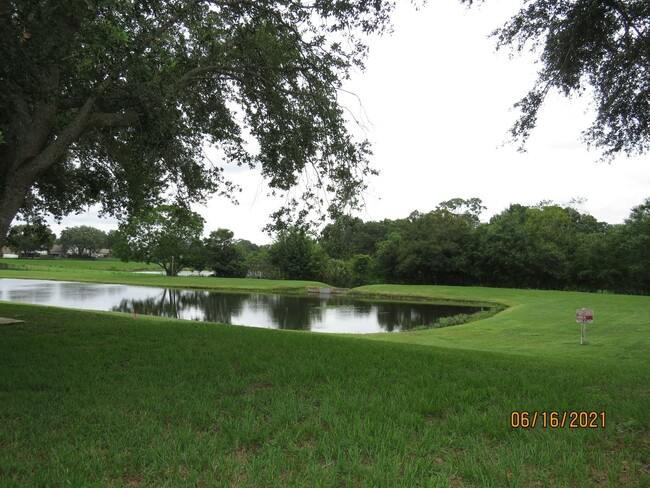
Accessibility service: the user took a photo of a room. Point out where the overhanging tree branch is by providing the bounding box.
[0,0,395,248]
[88,111,140,128]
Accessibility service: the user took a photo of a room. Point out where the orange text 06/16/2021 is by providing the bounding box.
[510,411,606,429]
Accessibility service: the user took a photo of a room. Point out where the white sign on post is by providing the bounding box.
[576,308,594,345]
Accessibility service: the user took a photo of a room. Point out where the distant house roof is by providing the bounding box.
[2,246,18,257]
[49,244,64,255]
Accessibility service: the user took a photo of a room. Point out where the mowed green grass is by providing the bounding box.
[0,258,327,293]
[0,257,161,272]
[352,284,650,364]
[0,265,648,486]
[0,305,648,485]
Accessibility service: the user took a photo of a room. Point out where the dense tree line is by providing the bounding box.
[6,197,648,294]
[311,198,650,294]
[169,196,646,295]
[4,221,110,258]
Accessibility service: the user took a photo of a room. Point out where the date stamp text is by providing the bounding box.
[510,411,606,429]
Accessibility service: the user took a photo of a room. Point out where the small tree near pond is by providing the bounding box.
[113,205,204,276]
[202,229,247,278]
[268,228,327,281]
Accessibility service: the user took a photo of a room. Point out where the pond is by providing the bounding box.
[0,278,484,334]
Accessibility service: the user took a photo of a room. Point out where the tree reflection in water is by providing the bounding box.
[111,288,481,332]
[198,292,247,324]
[228,294,322,330]
[375,302,481,331]
[0,279,485,333]
[376,303,431,331]
[113,289,247,323]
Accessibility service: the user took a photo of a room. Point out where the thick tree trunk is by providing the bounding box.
[0,84,129,248]
[0,175,31,251]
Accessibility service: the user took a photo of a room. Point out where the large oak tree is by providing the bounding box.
[465,0,650,158]
[0,0,397,248]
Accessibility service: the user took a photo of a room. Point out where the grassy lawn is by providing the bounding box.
[352,284,650,363]
[0,257,162,272]
[0,258,327,293]
[0,268,648,486]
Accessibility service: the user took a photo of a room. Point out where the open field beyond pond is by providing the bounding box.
[0,260,648,486]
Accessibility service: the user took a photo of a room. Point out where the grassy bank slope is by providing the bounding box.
[1,302,648,487]
[352,284,650,363]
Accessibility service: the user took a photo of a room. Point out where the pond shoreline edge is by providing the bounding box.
[0,270,509,332]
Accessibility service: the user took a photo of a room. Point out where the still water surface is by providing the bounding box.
[0,278,482,334]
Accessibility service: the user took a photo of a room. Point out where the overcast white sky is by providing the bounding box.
[52,0,649,244]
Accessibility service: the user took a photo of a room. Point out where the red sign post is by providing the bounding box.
[576,308,594,345]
